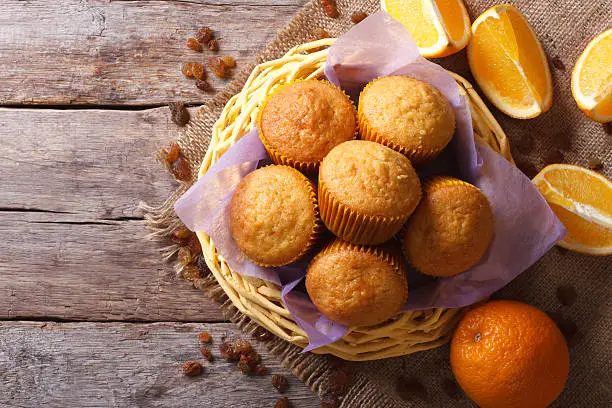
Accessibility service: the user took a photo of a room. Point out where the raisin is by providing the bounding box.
[313,28,330,40]
[198,331,212,343]
[195,26,212,44]
[272,375,289,393]
[351,11,368,24]
[187,234,201,255]
[178,247,193,266]
[208,57,226,78]
[181,62,195,78]
[200,347,213,362]
[396,376,428,401]
[274,397,290,408]
[254,364,268,376]
[195,79,210,92]
[233,338,253,355]
[441,378,461,400]
[208,39,219,51]
[166,143,181,164]
[172,155,191,181]
[172,227,192,243]
[169,102,190,126]
[221,55,236,68]
[183,361,202,377]
[238,354,253,374]
[551,56,566,71]
[320,0,339,18]
[587,157,603,171]
[219,341,236,361]
[181,265,201,281]
[186,37,202,51]
[556,285,577,306]
[191,63,205,80]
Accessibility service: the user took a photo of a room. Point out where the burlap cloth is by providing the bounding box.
[143,1,611,406]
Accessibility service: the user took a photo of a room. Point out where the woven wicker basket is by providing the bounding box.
[195,38,514,362]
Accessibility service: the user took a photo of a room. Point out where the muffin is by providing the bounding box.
[319,140,421,245]
[359,76,456,164]
[229,165,320,267]
[306,238,408,327]
[258,80,357,173]
[402,177,495,277]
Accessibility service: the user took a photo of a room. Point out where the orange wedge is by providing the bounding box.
[571,28,612,123]
[468,4,553,119]
[381,0,471,58]
[533,164,612,256]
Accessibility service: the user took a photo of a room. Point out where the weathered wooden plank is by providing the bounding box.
[0,212,225,322]
[0,321,320,408]
[0,0,308,106]
[0,106,191,219]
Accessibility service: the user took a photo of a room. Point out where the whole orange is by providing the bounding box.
[450,300,569,408]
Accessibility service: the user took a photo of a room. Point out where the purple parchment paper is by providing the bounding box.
[175,11,566,351]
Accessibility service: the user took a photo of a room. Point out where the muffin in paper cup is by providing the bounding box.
[257,79,357,174]
[306,238,408,327]
[229,165,322,267]
[358,76,456,164]
[319,140,422,245]
[402,176,495,277]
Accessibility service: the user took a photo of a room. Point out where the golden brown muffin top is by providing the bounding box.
[259,80,357,164]
[359,76,456,154]
[403,178,495,277]
[320,140,421,218]
[306,239,408,327]
[229,165,318,267]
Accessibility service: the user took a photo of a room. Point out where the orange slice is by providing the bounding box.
[381,0,471,58]
[571,28,612,123]
[468,4,553,119]
[533,164,612,255]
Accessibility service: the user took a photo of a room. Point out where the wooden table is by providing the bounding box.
[0,1,321,406]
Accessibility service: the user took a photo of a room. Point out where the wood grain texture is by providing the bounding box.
[0,0,308,106]
[0,321,320,408]
[0,106,225,321]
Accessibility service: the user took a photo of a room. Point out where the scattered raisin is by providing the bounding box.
[396,376,428,401]
[186,37,202,51]
[208,39,219,51]
[320,393,340,408]
[274,397,290,408]
[313,28,330,40]
[254,364,268,376]
[192,62,206,80]
[187,234,201,255]
[441,378,461,400]
[198,331,212,343]
[181,62,195,78]
[181,265,201,281]
[320,0,339,18]
[603,122,612,135]
[272,375,289,393]
[178,247,193,266]
[351,11,368,24]
[172,155,191,181]
[551,56,566,71]
[221,55,236,68]
[195,79,210,92]
[219,341,236,361]
[238,354,253,374]
[169,102,190,126]
[172,227,192,243]
[208,57,226,78]
[556,285,577,306]
[195,26,212,44]
[183,361,202,377]
[587,157,603,171]
[234,338,253,355]
[166,143,181,164]
[200,347,213,361]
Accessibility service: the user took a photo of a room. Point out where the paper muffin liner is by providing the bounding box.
[257,79,358,174]
[311,237,409,304]
[358,77,450,165]
[318,178,412,246]
[242,165,323,268]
